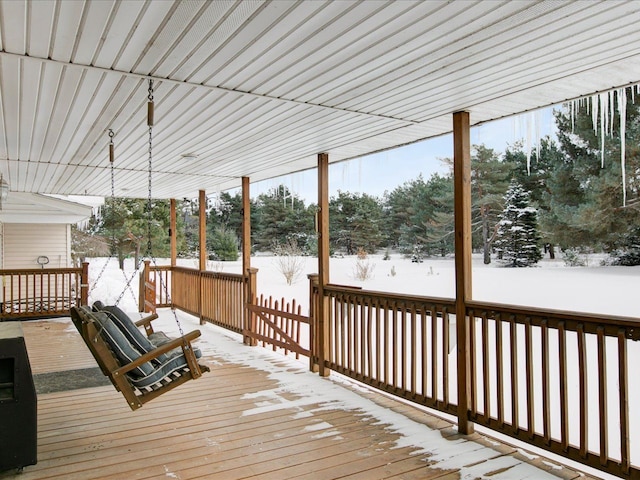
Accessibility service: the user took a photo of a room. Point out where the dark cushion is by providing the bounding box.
[89,310,154,378]
[129,350,198,389]
[100,305,157,355]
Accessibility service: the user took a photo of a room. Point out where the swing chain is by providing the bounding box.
[146,123,153,258]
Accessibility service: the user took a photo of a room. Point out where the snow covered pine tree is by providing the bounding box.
[494,181,542,267]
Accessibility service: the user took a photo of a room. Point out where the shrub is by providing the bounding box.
[273,238,305,285]
[353,249,375,281]
[562,248,587,267]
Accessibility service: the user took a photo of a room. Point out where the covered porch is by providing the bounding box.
[0,310,595,480]
[1,1,640,479]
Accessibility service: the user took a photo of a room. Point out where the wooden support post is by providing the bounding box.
[245,267,258,347]
[317,153,330,377]
[453,111,474,435]
[199,190,207,272]
[170,198,177,268]
[198,190,206,325]
[308,274,320,372]
[242,177,252,345]
[80,262,89,306]
[242,177,251,275]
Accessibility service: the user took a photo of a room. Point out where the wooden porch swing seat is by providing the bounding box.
[69,304,209,410]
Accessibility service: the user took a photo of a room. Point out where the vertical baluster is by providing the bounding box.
[392,302,398,389]
[510,315,519,434]
[577,323,588,458]
[401,302,407,392]
[366,300,373,380]
[558,322,569,452]
[482,312,490,421]
[431,305,437,402]
[351,295,356,371]
[525,317,534,439]
[361,298,366,376]
[597,326,608,466]
[410,304,417,396]
[443,308,450,407]
[542,319,550,445]
[375,298,381,383]
[496,313,504,426]
[618,329,630,474]
[340,295,346,369]
[469,309,477,415]
[383,300,390,386]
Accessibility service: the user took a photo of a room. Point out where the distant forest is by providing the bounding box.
[76,87,640,267]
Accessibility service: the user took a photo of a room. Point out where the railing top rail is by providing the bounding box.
[171,265,244,281]
[148,265,172,271]
[0,267,83,275]
[467,299,640,337]
[323,283,456,308]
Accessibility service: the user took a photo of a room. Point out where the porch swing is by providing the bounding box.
[70,79,209,411]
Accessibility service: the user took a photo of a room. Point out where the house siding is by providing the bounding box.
[3,223,71,269]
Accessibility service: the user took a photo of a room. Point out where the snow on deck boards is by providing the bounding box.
[0,317,599,480]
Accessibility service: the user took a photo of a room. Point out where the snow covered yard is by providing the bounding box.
[132,252,639,318]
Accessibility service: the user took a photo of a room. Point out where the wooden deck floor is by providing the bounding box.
[0,317,600,480]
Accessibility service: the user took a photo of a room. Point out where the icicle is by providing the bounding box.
[591,95,599,138]
[618,88,627,207]
[599,93,607,168]
[570,100,575,132]
[525,112,533,175]
[535,110,541,163]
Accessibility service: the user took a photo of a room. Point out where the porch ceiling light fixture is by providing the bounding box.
[0,174,9,210]
[181,153,198,161]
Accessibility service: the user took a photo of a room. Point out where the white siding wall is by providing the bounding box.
[2,224,70,269]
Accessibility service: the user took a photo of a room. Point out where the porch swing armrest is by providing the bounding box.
[134,313,159,334]
[113,330,202,377]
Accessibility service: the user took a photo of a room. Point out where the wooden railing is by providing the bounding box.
[168,267,201,317]
[200,270,245,332]
[0,264,88,319]
[163,266,249,333]
[313,277,458,416]
[141,264,640,478]
[465,301,640,479]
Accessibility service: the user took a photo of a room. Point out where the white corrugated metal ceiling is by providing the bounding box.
[1,0,640,199]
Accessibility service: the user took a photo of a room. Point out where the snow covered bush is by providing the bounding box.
[562,248,587,267]
[494,182,541,267]
[354,248,375,281]
[273,238,305,285]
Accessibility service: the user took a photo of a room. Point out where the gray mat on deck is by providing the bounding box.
[33,367,110,394]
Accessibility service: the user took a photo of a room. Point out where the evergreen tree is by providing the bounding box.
[209,226,239,261]
[253,185,314,251]
[96,197,172,269]
[469,145,512,264]
[547,88,640,254]
[383,174,454,257]
[329,191,384,254]
[504,138,563,258]
[494,182,542,267]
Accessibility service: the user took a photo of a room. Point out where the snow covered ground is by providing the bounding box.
[129,252,638,318]
[84,253,639,480]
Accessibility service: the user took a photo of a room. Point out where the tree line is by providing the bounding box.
[76,87,640,267]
